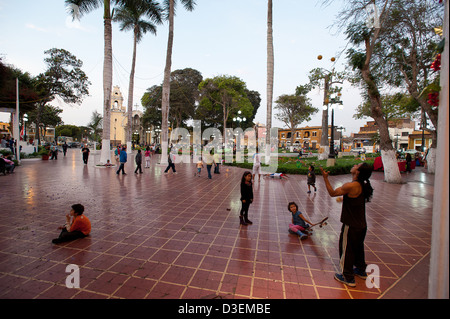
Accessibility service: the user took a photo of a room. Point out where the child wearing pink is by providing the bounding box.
[144,147,151,168]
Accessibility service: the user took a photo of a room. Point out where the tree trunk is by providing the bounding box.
[223,104,227,145]
[405,68,438,174]
[414,98,438,174]
[319,74,330,160]
[362,70,402,183]
[100,0,112,164]
[265,0,274,163]
[361,25,401,183]
[160,0,174,164]
[35,102,43,146]
[126,30,138,154]
[290,126,295,147]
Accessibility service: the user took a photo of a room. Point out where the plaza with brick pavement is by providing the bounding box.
[0,148,433,299]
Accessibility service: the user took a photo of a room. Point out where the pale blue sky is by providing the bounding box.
[0,0,367,134]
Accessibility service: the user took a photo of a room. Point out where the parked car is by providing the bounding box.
[68,142,80,148]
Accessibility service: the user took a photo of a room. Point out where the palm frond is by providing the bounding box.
[64,0,102,20]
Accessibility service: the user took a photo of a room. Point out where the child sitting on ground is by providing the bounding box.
[104,159,114,167]
[287,201,315,240]
[52,204,91,244]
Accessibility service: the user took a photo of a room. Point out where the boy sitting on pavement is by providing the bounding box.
[52,204,91,244]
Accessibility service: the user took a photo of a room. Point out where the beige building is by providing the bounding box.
[110,86,144,147]
[277,125,341,150]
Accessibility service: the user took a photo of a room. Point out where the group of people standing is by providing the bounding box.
[193,150,222,178]
[113,145,155,175]
[239,159,374,288]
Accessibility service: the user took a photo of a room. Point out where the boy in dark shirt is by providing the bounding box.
[135,149,143,174]
[307,165,317,193]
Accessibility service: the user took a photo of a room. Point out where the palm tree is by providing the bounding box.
[65,0,127,164]
[87,111,103,143]
[160,0,196,164]
[265,0,274,164]
[113,0,163,153]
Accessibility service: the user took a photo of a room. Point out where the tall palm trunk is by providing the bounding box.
[160,0,174,164]
[126,28,138,153]
[265,0,274,163]
[100,0,113,164]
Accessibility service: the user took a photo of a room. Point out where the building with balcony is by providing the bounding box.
[277,125,341,150]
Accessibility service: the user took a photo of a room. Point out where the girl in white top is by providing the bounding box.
[252,150,261,181]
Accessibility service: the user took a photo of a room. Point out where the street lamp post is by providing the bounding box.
[233,110,246,152]
[323,95,343,167]
[336,126,345,153]
[421,110,427,153]
[317,55,343,162]
[328,96,343,159]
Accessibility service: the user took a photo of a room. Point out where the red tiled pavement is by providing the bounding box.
[0,149,433,299]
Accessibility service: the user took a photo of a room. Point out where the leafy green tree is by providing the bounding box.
[354,92,419,121]
[28,104,63,141]
[55,125,81,139]
[331,0,404,183]
[87,111,103,142]
[369,0,444,173]
[169,68,203,128]
[0,59,39,114]
[235,89,261,130]
[141,84,162,130]
[198,75,253,142]
[33,48,90,145]
[274,93,318,146]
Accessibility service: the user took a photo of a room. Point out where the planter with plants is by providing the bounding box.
[38,146,50,160]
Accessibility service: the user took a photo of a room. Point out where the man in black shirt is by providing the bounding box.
[81,144,90,164]
[320,163,373,287]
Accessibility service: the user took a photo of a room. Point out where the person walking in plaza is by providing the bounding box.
[144,147,151,168]
[135,149,143,174]
[406,153,412,173]
[239,171,253,226]
[252,148,262,182]
[307,165,317,193]
[52,204,91,244]
[196,156,204,177]
[116,146,127,175]
[204,150,214,179]
[320,163,373,287]
[164,149,177,174]
[62,142,68,157]
[114,146,120,162]
[50,143,58,160]
[213,151,221,174]
[81,144,90,164]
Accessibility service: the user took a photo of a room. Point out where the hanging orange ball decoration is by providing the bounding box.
[331,57,336,62]
[317,55,323,60]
